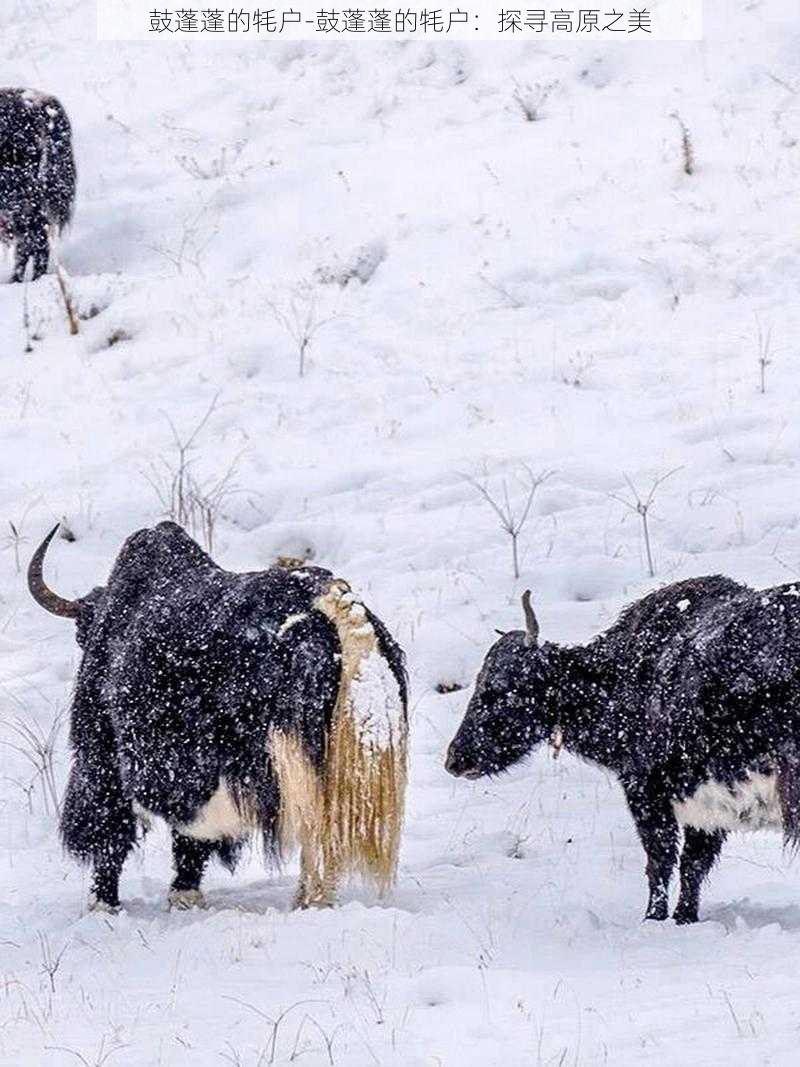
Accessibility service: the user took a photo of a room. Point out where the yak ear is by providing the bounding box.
[521,590,540,647]
[494,628,506,637]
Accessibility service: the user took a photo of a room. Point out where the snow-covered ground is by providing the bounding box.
[3,1,800,1063]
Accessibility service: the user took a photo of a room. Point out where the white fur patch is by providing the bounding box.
[177,778,252,841]
[132,801,154,829]
[672,772,783,833]
[278,612,308,637]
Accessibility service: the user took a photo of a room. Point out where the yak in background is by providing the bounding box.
[447,581,800,924]
[0,88,75,282]
[29,522,407,912]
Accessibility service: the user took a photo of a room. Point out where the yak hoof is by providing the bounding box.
[168,888,207,911]
[643,906,669,922]
[88,895,121,915]
[673,908,698,926]
[293,889,334,911]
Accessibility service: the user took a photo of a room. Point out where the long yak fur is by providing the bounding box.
[271,579,407,906]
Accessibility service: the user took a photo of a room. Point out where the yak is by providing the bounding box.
[0,88,76,282]
[29,522,407,912]
[446,580,800,924]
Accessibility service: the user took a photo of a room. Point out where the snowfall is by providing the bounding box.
[2,1,800,1063]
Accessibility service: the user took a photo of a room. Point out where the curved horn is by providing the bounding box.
[521,589,539,647]
[28,524,81,619]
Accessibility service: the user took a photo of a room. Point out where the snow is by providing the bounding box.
[349,644,405,747]
[3,2,800,1063]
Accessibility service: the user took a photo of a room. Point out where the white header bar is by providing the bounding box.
[98,0,703,41]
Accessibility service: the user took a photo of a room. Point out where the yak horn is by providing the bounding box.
[521,589,539,646]
[28,524,81,619]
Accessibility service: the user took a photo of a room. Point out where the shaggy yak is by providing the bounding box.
[29,522,407,912]
[446,580,800,923]
[0,88,76,282]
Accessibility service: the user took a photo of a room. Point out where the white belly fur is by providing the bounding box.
[672,772,783,833]
[135,778,253,841]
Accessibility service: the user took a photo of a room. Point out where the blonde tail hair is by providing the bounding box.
[271,580,407,906]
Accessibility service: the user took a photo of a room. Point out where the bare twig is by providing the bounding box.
[54,263,79,335]
[145,202,218,278]
[290,1015,344,1064]
[266,283,338,377]
[47,225,79,334]
[175,139,247,181]
[671,111,695,175]
[38,932,68,995]
[221,996,328,1066]
[1,707,65,816]
[755,317,775,394]
[1,520,28,573]
[512,79,558,122]
[477,271,524,309]
[143,394,243,552]
[610,467,682,577]
[45,1037,125,1067]
[465,466,554,579]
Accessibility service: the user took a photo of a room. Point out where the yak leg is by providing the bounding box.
[11,237,31,283]
[294,839,336,910]
[11,214,46,281]
[168,831,214,910]
[673,827,726,925]
[61,761,136,913]
[29,224,50,280]
[89,849,127,913]
[12,210,49,282]
[623,782,679,921]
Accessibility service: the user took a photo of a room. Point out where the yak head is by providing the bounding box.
[28,525,104,646]
[445,592,559,779]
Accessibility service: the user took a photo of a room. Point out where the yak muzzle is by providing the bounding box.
[444,744,482,780]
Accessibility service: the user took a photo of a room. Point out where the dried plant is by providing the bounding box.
[0,706,65,816]
[146,201,218,277]
[1,520,28,573]
[512,79,558,122]
[671,111,695,175]
[466,466,554,579]
[144,394,242,552]
[756,318,776,395]
[610,467,682,577]
[44,1036,126,1067]
[266,283,338,377]
[176,139,247,181]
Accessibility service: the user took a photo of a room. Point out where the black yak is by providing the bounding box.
[446,580,800,924]
[29,522,407,912]
[0,88,76,282]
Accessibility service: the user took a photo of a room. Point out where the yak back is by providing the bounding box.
[73,522,342,827]
[0,88,75,229]
[585,575,800,780]
[0,89,42,170]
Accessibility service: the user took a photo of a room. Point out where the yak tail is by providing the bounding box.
[271,580,407,905]
[41,95,76,230]
[323,688,406,895]
[777,747,800,852]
